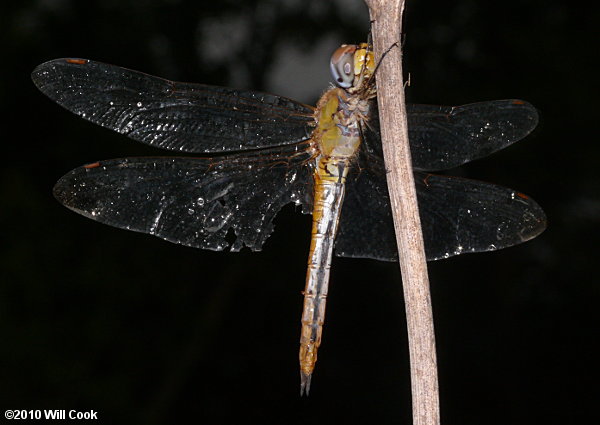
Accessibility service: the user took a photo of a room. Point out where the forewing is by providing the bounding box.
[53,142,314,252]
[335,169,546,261]
[32,58,315,153]
[363,100,539,171]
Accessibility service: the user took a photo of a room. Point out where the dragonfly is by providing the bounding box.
[32,43,546,395]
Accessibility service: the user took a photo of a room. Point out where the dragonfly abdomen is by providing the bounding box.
[298,85,370,395]
[300,177,345,395]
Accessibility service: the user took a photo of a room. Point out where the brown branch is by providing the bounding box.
[363,1,440,424]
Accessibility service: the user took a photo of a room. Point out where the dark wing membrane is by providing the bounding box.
[335,164,398,261]
[53,142,314,251]
[363,100,538,171]
[32,58,315,153]
[335,169,546,262]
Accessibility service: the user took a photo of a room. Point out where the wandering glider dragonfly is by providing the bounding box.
[32,43,546,394]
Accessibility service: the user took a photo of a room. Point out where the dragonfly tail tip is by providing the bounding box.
[300,372,312,396]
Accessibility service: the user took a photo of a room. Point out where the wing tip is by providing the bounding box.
[32,58,92,86]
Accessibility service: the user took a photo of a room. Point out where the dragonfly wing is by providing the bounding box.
[32,58,315,153]
[334,166,398,262]
[335,170,546,262]
[53,142,314,251]
[363,100,539,171]
[414,172,546,260]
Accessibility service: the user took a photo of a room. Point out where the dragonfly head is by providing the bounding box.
[330,43,375,91]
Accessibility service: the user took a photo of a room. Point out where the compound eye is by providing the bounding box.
[330,44,357,88]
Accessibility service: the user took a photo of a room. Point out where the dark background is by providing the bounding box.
[1,1,598,424]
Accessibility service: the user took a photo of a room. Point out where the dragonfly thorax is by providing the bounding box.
[312,87,370,182]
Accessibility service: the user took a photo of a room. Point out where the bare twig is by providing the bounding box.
[363,1,440,424]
